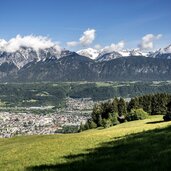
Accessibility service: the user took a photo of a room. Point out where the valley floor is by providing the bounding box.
[0,115,171,171]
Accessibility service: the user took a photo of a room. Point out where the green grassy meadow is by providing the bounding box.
[0,115,171,171]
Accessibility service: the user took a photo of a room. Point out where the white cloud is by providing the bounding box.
[79,29,96,46]
[0,39,7,47]
[66,28,96,47]
[94,44,101,50]
[156,34,162,39]
[103,41,125,52]
[0,35,61,53]
[139,34,162,50]
[66,41,79,47]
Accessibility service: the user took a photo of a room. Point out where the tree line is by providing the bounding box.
[80,93,171,131]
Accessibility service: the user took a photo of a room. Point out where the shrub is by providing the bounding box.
[111,114,119,125]
[102,119,112,128]
[163,114,171,121]
[164,101,171,121]
[84,121,90,130]
[89,120,97,129]
[117,115,126,123]
[79,122,85,132]
[126,108,148,121]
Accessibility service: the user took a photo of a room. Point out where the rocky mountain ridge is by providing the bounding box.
[0,44,171,82]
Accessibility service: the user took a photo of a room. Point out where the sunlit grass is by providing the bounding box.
[0,115,170,171]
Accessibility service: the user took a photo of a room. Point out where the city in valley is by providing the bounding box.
[0,98,93,138]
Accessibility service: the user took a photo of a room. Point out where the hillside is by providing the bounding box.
[0,115,171,171]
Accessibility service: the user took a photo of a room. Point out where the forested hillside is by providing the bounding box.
[0,82,171,108]
[82,93,171,130]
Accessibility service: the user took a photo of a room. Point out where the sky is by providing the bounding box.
[0,0,171,51]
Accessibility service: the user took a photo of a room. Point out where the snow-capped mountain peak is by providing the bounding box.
[148,45,171,59]
[163,44,171,53]
[0,46,63,68]
[96,51,122,61]
[77,48,99,60]
[118,49,149,57]
[77,47,150,61]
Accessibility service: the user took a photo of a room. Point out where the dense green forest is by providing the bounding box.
[0,81,171,108]
[82,93,171,130]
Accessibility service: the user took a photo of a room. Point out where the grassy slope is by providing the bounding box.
[0,115,171,171]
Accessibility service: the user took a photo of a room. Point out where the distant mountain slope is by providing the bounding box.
[98,56,171,81]
[12,56,171,82]
[16,53,97,81]
[96,51,122,61]
[0,62,18,81]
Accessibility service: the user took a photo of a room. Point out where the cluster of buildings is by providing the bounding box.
[0,98,95,138]
[0,112,89,138]
[65,97,94,111]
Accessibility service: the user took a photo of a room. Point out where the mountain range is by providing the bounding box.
[77,45,171,60]
[0,44,171,82]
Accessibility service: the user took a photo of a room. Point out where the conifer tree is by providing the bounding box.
[141,95,152,114]
[79,122,85,132]
[89,120,97,129]
[158,93,168,115]
[91,103,102,124]
[118,98,127,116]
[97,114,103,126]
[112,97,118,113]
[127,97,139,112]
[151,93,167,115]
[163,101,171,121]
[101,101,113,119]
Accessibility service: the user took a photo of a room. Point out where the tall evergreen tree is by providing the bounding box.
[118,98,127,116]
[163,101,171,121]
[151,93,167,115]
[127,97,139,112]
[97,114,103,126]
[101,101,113,119]
[79,122,85,132]
[91,103,103,124]
[151,94,159,115]
[158,93,168,115]
[141,95,152,114]
[112,97,118,113]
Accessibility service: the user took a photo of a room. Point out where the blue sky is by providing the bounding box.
[0,0,171,50]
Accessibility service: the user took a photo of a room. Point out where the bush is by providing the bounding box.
[163,114,171,121]
[79,122,85,132]
[89,120,97,129]
[164,101,171,121]
[117,115,126,123]
[111,115,119,125]
[84,121,90,130]
[102,119,112,128]
[126,108,148,121]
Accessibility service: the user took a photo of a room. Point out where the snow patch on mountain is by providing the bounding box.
[0,47,62,69]
[77,48,99,59]
[96,49,149,61]
[161,44,171,53]
[119,49,149,57]
[77,47,150,61]
[149,45,171,59]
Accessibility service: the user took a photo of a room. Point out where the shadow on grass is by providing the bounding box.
[26,126,171,171]
[146,120,165,124]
